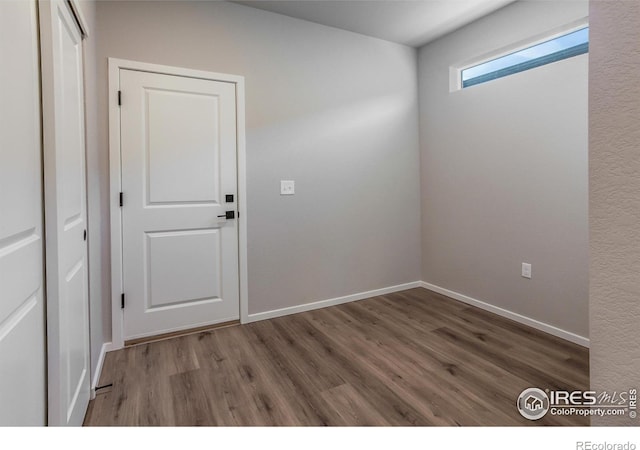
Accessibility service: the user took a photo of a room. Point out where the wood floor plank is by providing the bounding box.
[191,329,259,425]
[388,296,589,390]
[245,319,348,425]
[170,369,214,426]
[299,310,482,425]
[282,312,436,425]
[390,290,584,373]
[307,305,518,425]
[213,325,315,426]
[319,384,389,426]
[84,288,590,426]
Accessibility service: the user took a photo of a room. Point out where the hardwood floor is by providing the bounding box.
[84,288,589,426]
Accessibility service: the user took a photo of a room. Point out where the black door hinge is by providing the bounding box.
[118,90,122,106]
[83,229,87,241]
[121,293,125,309]
[119,192,123,207]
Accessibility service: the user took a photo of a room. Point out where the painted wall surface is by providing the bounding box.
[589,0,640,426]
[93,1,421,323]
[417,0,589,338]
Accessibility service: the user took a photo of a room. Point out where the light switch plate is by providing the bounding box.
[280,180,295,195]
[522,263,532,279]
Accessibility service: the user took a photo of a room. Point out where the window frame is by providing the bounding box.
[449,18,589,92]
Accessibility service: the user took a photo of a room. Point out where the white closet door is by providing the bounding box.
[40,0,91,426]
[0,0,47,426]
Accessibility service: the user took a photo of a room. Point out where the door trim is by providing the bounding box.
[66,0,89,38]
[108,58,249,350]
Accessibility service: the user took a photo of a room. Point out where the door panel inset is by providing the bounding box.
[63,261,88,421]
[58,11,84,222]
[147,230,222,309]
[147,90,221,204]
[0,235,41,321]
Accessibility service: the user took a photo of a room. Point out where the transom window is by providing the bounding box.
[461,27,589,89]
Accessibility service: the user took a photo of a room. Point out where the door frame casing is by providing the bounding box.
[108,58,249,350]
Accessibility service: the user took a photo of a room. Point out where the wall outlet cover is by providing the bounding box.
[280,180,295,195]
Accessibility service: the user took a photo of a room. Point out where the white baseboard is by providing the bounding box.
[245,280,589,348]
[100,280,587,355]
[419,281,590,348]
[246,281,422,323]
[90,342,114,399]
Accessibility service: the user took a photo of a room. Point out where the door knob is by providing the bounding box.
[217,211,235,220]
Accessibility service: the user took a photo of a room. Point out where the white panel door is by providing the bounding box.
[120,70,240,340]
[39,0,91,426]
[0,0,46,426]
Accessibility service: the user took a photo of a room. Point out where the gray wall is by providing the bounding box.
[93,0,422,327]
[589,0,640,426]
[417,0,589,338]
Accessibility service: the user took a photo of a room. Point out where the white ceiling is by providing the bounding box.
[234,0,516,48]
